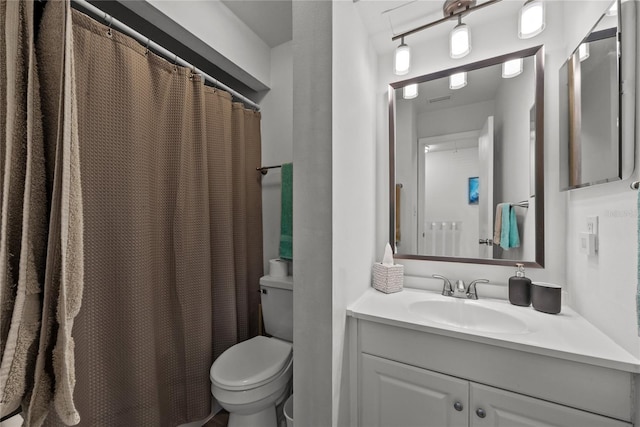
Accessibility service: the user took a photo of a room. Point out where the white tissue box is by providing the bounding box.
[372,263,404,294]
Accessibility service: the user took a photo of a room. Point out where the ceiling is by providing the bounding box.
[222,0,292,48]
[220,0,523,53]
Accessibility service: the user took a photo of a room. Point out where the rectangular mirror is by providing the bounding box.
[389,46,544,267]
[559,0,634,190]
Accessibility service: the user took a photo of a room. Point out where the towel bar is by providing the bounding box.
[257,165,282,175]
[510,200,529,208]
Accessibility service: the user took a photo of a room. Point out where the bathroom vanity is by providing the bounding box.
[347,289,640,427]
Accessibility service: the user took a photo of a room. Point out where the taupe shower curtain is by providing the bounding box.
[2,0,263,425]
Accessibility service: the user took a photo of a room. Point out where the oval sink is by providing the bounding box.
[409,300,530,334]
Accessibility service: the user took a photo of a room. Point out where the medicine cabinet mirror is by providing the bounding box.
[389,46,544,267]
[559,0,635,190]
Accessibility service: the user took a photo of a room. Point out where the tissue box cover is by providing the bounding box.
[372,263,404,294]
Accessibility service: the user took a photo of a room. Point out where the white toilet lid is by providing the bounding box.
[210,336,292,390]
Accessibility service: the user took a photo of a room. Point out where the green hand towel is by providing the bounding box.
[500,204,521,250]
[509,205,520,248]
[500,204,511,250]
[279,163,293,260]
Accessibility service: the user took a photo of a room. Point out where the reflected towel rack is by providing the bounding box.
[510,200,529,208]
[631,181,639,190]
[257,165,282,175]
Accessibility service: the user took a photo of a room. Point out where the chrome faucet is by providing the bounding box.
[433,274,454,297]
[432,275,489,300]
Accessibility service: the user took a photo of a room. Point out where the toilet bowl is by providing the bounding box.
[210,276,294,427]
[210,336,292,426]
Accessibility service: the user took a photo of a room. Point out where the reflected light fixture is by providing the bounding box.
[606,1,617,16]
[403,83,418,99]
[394,37,411,75]
[578,43,590,62]
[449,72,467,90]
[502,58,523,78]
[519,0,545,39]
[450,16,471,59]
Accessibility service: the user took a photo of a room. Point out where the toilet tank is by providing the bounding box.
[259,275,293,342]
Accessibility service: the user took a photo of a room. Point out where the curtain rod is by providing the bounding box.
[70,0,260,111]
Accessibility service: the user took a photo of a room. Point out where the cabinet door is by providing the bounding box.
[361,354,468,427]
[470,383,631,427]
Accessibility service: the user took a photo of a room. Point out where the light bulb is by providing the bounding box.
[449,72,467,90]
[579,43,590,62]
[450,23,471,59]
[403,83,418,99]
[519,0,545,39]
[394,40,411,76]
[502,58,523,78]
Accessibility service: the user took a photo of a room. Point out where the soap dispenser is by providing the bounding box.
[509,263,531,306]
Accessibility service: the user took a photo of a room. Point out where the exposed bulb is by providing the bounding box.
[519,0,545,39]
[450,22,471,59]
[394,39,411,76]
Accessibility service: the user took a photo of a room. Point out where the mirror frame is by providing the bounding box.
[561,0,628,190]
[388,45,545,268]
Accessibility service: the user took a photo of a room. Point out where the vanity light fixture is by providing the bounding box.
[394,37,411,75]
[578,43,590,62]
[502,58,523,78]
[449,72,467,89]
[403,83,419,99]
[518,0,545,39]
[391,0,547,74]
[450,16,471,59]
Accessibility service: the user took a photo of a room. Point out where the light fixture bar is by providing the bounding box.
[391,0,503,42]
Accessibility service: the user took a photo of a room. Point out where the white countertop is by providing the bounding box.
[347,287,640,373]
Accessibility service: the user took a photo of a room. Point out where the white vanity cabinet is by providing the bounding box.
[352,319,636,427]
[361,354,468,427]
[361,353,629,427]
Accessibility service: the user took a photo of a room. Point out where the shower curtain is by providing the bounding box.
[1,0,264,425]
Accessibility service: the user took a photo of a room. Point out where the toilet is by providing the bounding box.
[210,275,293,427]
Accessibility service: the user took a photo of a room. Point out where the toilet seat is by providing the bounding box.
[210,336,292,391]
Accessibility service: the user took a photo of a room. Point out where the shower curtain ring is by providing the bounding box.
[173,55,178,72]
[144,38,150,56]
[106,15,113,37]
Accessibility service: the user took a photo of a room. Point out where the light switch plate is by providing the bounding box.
[586,216,599,236]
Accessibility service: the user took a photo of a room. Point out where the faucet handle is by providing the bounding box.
[467,279,489,299]
[433,274,453,296]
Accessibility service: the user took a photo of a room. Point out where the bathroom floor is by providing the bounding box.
[205,410,229,427]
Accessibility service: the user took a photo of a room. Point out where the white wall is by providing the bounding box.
[146,0,271,89]
[260,42,293,273]
[292,2,333,425]
[332,2,378,425]
[564,1,640,359]
[376,1,568,293]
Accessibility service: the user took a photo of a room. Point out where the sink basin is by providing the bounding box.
[409,300,530,334]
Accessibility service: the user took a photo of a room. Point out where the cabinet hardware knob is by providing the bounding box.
[476,408,486,418]
[453,401,463,411]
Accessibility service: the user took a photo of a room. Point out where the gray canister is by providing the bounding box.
[531,282,562,314]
